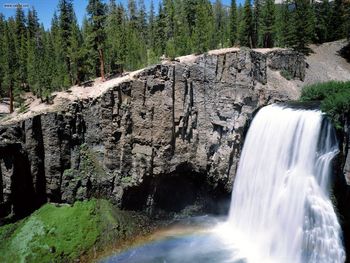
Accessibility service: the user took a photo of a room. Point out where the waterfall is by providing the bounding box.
[227,104,345,263]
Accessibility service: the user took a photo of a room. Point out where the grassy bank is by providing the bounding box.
[300,81,350,129]
[0,199,150,263]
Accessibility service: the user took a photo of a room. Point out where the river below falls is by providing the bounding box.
[100,216,248,263]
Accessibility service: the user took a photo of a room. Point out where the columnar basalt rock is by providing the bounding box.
[0,49,307,220]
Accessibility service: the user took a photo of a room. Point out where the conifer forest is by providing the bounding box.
[0,0,349,112]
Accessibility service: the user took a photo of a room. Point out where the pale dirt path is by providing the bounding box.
[0,69,144,125]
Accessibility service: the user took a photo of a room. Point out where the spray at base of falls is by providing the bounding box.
[102,104,346,263]
[218,104,345,263]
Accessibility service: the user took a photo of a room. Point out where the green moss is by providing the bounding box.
[300,81,350,130]
[280,69,293,80]
[0,199,143,263]
[79,143,104,177]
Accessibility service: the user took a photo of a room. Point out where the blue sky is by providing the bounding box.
[0,0,236,29]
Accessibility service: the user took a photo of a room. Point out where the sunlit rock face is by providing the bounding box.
[0,49,306,220]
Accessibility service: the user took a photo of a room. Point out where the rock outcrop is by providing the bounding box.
[0,49,306,220]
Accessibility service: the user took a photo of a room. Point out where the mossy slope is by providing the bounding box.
[0,199,143,263]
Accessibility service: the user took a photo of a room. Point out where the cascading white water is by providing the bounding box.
[225,104,345,263]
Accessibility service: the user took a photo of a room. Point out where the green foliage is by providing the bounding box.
[192,0,214,54]
[293,0,315,54]
[300,81,350,129]
[239,0,253,48]
[229,0,238,46]
[0,0,349,109]
[280,69,293,80]
[87,0,107,79]
[276,0,294,47]
[0,199,143,263]
[314,0,332,43]
[252,0,261,48]
[261,0,276,48]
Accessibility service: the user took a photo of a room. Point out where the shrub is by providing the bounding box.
[280,69,293,80]
[300,81,350,129]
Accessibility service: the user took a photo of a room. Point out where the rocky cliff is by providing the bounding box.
[0,49,306,220]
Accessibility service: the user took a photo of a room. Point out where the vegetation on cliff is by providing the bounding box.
[0,199,149,263]
[0,0,349,111]
[300,81,350,129]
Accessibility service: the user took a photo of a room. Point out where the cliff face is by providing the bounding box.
[0,49,306,220]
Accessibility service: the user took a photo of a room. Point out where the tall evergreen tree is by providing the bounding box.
[184,0,199,35]
[15,7,27,89]
[3,20,19,113]
[148,0,156,48]
[0,14,6,97]
[213,0,225,47]
[293,0,315,53]
[138,0,148,40]
[277,0,294,47]
[314,0,332,43]
[26,7,42,95]
[192,0,214,54]
[87,0,107,81]
[239,0,254,47]
[229,0,238,46]
[261,0,276,48]
[173,0,191,56]
[252,0,261,47]
[154,2,166,56]
[330,0,346,41]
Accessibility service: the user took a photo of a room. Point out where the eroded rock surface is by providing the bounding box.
[0,49,306,220]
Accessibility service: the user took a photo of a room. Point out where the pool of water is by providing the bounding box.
[100,216,247,263]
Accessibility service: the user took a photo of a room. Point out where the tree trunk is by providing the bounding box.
[98,48,105,81]
[9,84,14,114]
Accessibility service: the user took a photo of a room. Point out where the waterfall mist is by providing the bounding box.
[226,104,345,263]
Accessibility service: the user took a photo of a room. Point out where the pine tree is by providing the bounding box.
[87,0,107,81]
[128,0,138,29]
[81,16,99,79]
[346,2,350,40]
[173,0,191,56]
[314,0,332,43]
[58,0,82,85]
[229,0,238,46]
[252,0,261,48]
[330,0,346,41]
[27,8,39,39]
[261,0,276,48]
[51,11,70,89]
[293,0,315,54]
[213,0,225,48]
[277,0,294,47]
[184,0,199,35]
[192,0,214,54]
[68,18,83,85]
[239,0,254,47]
[164,0,175,39]
[0,14,6,97]
[155,2,166,56]
[15,7,27,89]
[3,20,19,113]
[164,0,176,58]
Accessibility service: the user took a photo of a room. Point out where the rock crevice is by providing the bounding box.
[0,49,306,220]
